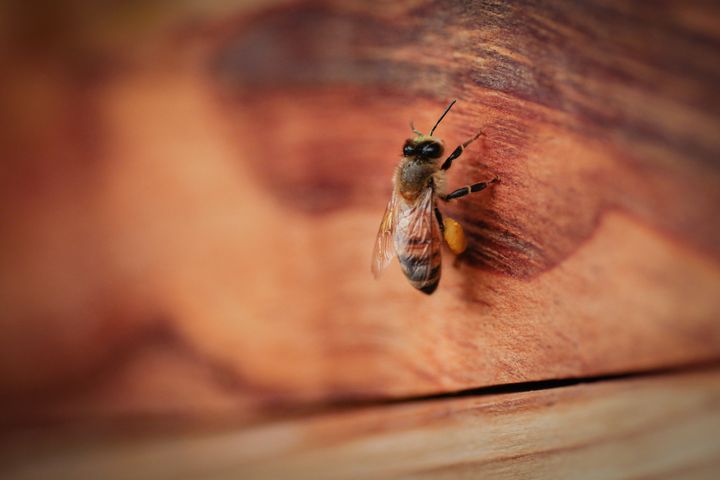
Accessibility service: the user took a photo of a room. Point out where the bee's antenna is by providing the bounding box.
[429,99,457,136]
[410,120,423,136]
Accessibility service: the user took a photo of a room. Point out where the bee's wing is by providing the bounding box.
[394,187,442,288]
[371,189,399,278]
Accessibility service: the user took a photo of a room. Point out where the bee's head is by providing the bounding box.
[402,137,444,159]
[403,99,456,160]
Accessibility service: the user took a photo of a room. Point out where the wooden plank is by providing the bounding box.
[1,0,720,423]
[2,369,720,479]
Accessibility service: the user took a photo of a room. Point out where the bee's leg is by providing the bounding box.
[434,207,445,233]
[441,177,499,201]
[435,206,467,255]
[442,216,468,255]
[441,131,483,171]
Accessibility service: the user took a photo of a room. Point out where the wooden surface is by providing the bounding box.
[2,368,720,479]
[1,0,720,424]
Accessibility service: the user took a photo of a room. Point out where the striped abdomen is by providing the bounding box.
[393,189,442,294]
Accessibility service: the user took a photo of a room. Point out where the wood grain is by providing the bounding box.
[0,0,719,423]
[2,369,720,479]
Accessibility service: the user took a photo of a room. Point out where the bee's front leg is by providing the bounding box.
[440,131,484,171]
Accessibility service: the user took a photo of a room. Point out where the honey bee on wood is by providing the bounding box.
[371,100,498,294]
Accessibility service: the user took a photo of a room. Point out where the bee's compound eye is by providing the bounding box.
[403,142,415,156]
[421,142,443,158]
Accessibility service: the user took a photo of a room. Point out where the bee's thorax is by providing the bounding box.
[396,158,439,199]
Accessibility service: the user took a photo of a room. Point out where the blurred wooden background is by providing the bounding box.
[1,0,719,478]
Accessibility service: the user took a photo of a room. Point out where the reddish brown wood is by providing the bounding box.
[0,0,719,424]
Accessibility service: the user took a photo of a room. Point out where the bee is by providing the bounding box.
[371,100,498,294]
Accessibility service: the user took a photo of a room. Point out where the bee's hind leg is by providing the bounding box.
[434,207,445,233]
[435,207,467,256]
[442,216,468,255]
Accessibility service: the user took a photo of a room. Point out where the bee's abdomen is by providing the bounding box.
[398,248,441,294]
[392,186,442,294]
